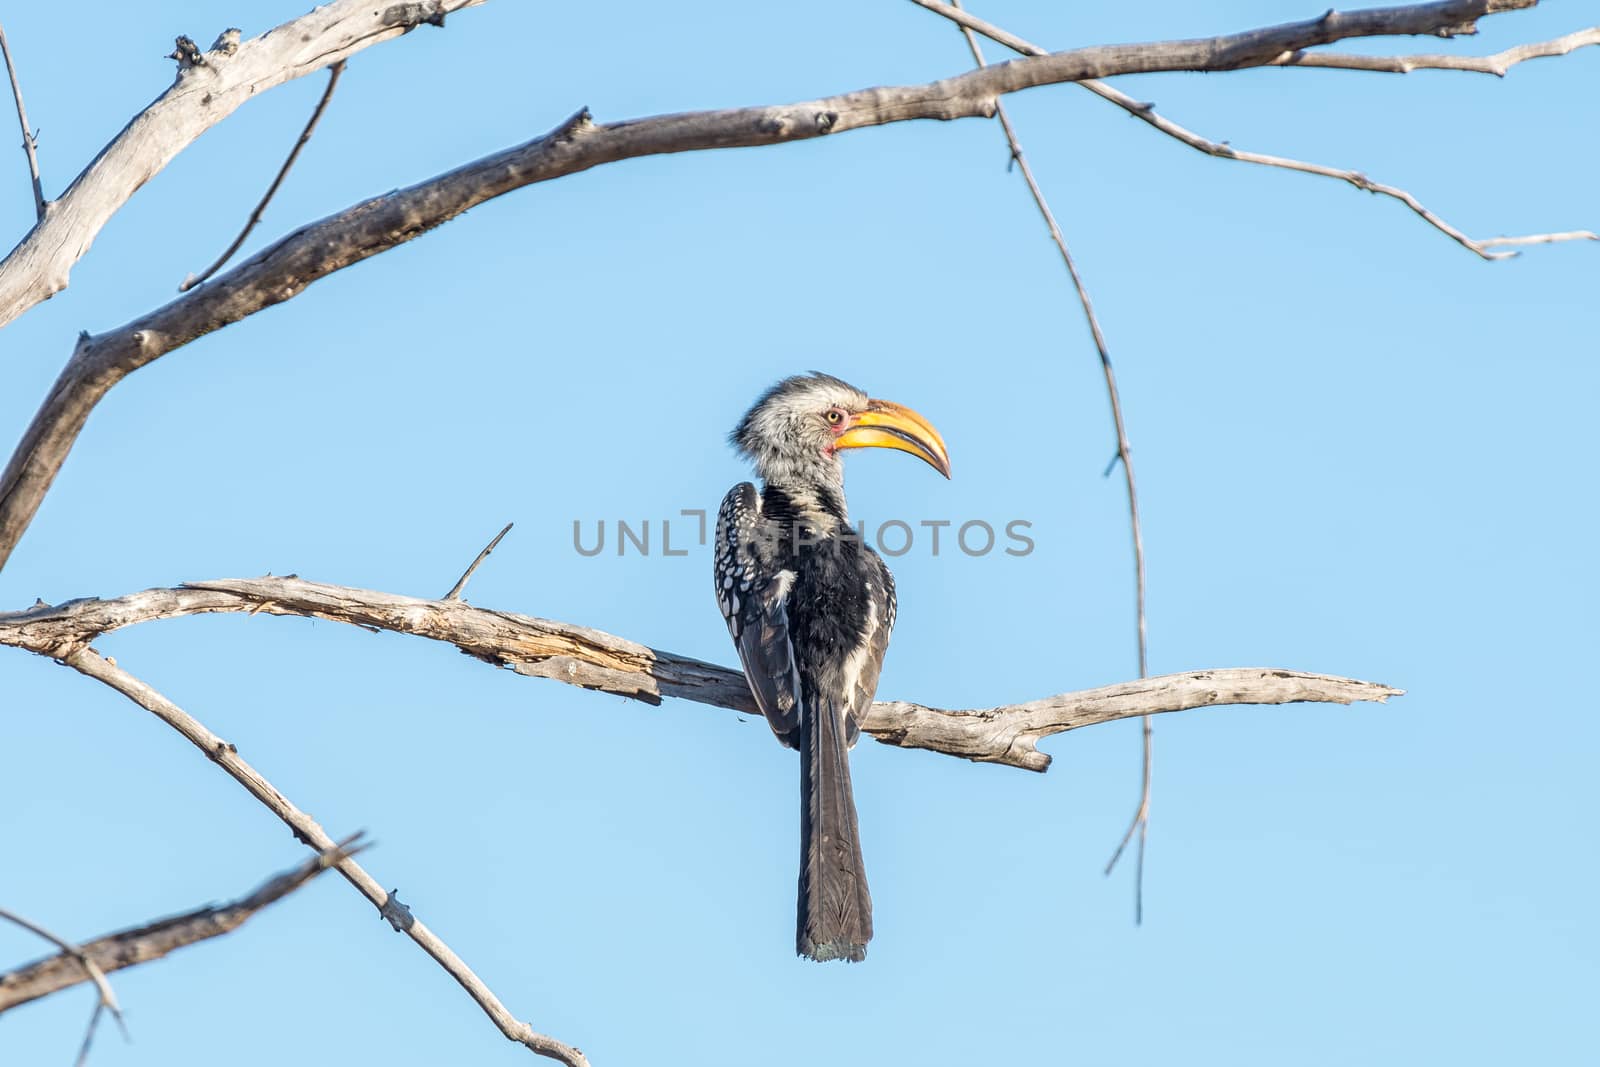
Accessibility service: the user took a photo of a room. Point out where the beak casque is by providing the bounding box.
[835,398,952,478]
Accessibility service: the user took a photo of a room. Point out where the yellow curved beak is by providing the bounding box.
[836,398,951,478]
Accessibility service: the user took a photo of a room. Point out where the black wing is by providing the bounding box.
[715,482,802,748]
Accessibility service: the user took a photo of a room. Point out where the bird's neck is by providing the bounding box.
[761,479,850,534]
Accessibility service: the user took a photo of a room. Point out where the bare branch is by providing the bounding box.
[0,839,362,1015]
[940,0,1155,914]
[0,907,127,1057]
[179,61,347,293]
[0,20,44,220]
[0,0,485,328]
[0,0,1563,571]
[42,648,589,1067]
[1274,26,1600,74]
[0,0,1547,331]
[910,0,1595,260]
[444,521,514,601]
[0,577,1401,773]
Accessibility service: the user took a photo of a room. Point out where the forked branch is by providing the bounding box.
[0,0,1573,575]
[911,0,1598,260]
[0,0,486,326]
[1273,26,1600,73]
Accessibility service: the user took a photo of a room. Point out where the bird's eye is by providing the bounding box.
[824,409,844,425]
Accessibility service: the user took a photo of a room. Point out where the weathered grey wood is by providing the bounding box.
[0,0,1545,572]
[0,0,486,327]
[0,577,1403,771]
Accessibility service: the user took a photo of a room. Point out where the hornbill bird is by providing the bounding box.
[715,372,950,962]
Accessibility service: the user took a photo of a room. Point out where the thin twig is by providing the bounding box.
[1274,26,1600,75]
[910,0,1596,261]
[443,521,513,601]
[51,647,588,1067]
[1,838,364,1014]
[1102,717,1152,920]
[180,61,345,292]
[1072,75,1594,260]
[944,1,1153,919]
[0,907,128,1058]
[73,1000,104,1067]
[1479,230,1599,249]
[0,20,45,219]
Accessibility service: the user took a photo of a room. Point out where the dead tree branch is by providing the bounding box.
[0,839,362,1016]
[0,0,1551,329]
[0,0,1568,573]
[37,646,589,1067]
[179,60,347,292]
[0,577,1402,773]
[0,20,44,220]
[911,0,1597,260]
[0,0,485,327]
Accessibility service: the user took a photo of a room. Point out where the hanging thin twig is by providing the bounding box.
[179,60,346,292]
[0,20,45,219]
[939,1,1153,919]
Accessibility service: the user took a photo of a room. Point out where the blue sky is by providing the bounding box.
[1,1,1595,1064]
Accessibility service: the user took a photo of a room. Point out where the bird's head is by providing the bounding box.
[731,372,951,490]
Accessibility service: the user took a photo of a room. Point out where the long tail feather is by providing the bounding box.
[797,694,872,962]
